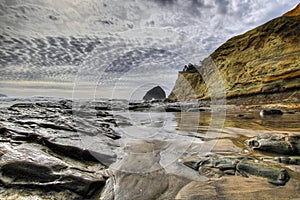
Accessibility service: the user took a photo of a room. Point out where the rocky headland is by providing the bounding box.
[169,3,300,106]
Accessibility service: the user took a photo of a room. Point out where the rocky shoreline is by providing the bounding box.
[0,99,299,199]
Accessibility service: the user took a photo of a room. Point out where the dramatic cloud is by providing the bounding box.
[0,0,298,98]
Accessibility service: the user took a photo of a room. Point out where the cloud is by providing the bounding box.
[0,0,299,98]
[152,0,178,6]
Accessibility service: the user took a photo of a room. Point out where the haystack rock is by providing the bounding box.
[143,86,166,101]
[169,3,300,104]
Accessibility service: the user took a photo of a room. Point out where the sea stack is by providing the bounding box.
[143,86,166,101]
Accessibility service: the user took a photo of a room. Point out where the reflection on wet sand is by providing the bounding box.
[175,111,300,132]
[102,110,300,199]
[172,110,300,199]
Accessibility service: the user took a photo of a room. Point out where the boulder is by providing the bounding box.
[259,109,283,116]
[245,134,300,155]
[180,155,290,186]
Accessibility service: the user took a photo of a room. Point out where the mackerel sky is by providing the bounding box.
[0,0,298,98]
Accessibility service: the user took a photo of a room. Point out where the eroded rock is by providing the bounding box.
[245,134,300,155]
[274,156,300,165]
[0,143,106,198]
[0,100,124,199]
[181,155,290,186]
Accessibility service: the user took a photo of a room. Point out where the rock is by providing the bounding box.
[143,86,166,101]
[0,94,7,98]
[1,101,120,166]
[165,106,182,112]
[260,109,283,117]
[182,63,199,73]
[284,3,300,17]
[0,100,125,198]
[236,159,290,186]
[128,102,151,111]
[10,103,36,109]
[0,143,106,198]
[274,156,300,165]
[245,134,300,155]
[169,3,300,101]
[1,96,300,198]
[180,155,290,186]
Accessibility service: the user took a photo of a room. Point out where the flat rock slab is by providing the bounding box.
[0,142,106,198]
[0,100,123,199]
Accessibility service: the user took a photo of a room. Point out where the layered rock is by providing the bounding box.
[169,3,300,102]
[0,100,121,199]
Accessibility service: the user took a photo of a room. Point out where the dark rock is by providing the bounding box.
[128,103,151,111]
[181,155,290,186]
[143,86,166,101]
[10,103,36,108]
[1,162,59,183]
[260,109,283,117]
[43,138,117,166]
[274,156,300,165]
[186,108,206,112]
[0,143,106,198]
[234,114,255,119]
[165,106,182,112]
[0,100,125,198]
[182,63,199,73]
[163,98,177,103]
[236,159,290,186]
[245,134,300,155]
[0,94,7,97]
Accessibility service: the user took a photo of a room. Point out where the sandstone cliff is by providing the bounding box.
[169,4,300,103]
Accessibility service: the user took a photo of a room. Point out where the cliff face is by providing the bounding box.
[169,4,300,102]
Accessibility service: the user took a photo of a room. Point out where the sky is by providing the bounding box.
[0,0,298,99]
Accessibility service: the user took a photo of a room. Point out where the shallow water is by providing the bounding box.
[107,109,300,199]
[176,111,300,132]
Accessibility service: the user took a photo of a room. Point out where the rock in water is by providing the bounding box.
[260,109,283,117]
[180,155,290,186]
[143,86,166,101]
[245,134,300,155]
